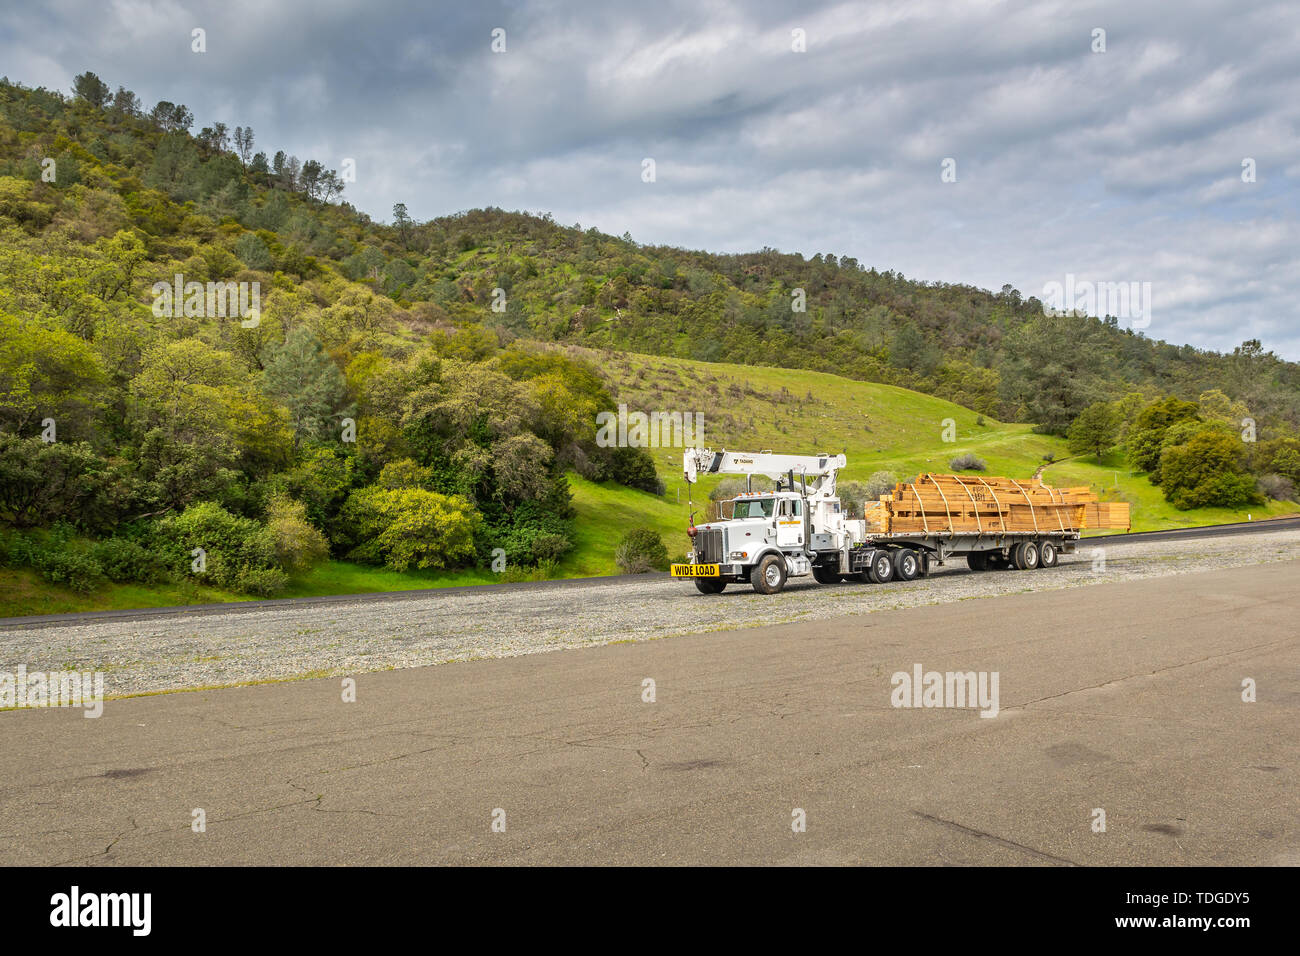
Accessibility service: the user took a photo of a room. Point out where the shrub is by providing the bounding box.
[32,547,106,594]
[1258,473,1297,502]
[0,435,134,533]
[342,486,481,571]
[266,496,329,574]
[90,536,168,584]
[949,453,986,471]
[600,446,664,495]
[527,532,571,565]
[615,527,669,573]
[234,566,290,597]
[150,502,286,595]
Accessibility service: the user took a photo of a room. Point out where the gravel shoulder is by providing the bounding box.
[3,529,1299,697]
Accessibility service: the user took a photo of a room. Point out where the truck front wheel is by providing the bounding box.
[694,578,727,595]
[752,554,788,594]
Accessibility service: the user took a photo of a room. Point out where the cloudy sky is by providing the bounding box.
[5,0,1298,357]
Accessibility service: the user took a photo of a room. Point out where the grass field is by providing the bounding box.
[2,349,1293,618]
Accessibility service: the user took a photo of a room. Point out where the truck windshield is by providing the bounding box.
[732,498,775,519]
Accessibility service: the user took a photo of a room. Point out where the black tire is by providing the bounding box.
[1039,541,1057,568]
[966,552,989,571]
[694,578,726,594]
[752,554,788,594]
[812,564,841,584]
[866,550,894,584]
[1008,543,1025,569]
[893,548,920,581]
[1020,540,1040,569]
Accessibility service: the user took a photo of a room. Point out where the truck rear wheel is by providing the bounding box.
[893,548,920,581]
[752,554,788,594]
[694,578,726,594]
[966,552,989,571]
[866,551,894,583]
[1039,541,1057,568]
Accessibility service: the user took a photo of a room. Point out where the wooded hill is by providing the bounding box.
[0,72,1297,610]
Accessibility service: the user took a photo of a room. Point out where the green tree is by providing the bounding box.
[262,326,353,445]
[0,313,105,436]
[234,232,273,270]
[1159,430,1261,510]
[1067,401,1121,460]
[73,72,110,108]
[1127,396,1200,473]
[392,203,413,249]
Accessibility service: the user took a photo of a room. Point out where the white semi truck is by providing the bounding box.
[672,447,1096,595]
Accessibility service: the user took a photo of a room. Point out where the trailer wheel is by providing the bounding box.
[966,552,989,571]
[866,551,894,583]
[1039,541,1057,568]
[1023,540,1040,569]
[752,554,788,594]
[893,548,920,581]
[694,578,727,595]
[1012,541,1040,570]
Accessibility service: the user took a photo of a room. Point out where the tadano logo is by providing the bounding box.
[151,273,261,327]
[1041,273,1152,329]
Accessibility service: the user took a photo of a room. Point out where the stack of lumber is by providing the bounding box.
[863,474,1129,535]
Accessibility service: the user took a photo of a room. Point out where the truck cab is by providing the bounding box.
[683,486,866,594]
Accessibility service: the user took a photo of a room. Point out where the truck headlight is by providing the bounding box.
[730,551,747,559]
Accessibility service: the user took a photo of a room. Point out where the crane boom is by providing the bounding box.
[682,447,846,496]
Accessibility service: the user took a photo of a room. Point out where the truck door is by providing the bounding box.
[777,498,803,548]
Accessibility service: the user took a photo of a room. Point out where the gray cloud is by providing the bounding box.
[4,0,1298,357]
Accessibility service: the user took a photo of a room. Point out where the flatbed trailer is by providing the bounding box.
[838,528,1081,582]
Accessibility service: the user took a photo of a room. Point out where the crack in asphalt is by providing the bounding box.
[911,810,1079,866]
[1005,637,1294,712]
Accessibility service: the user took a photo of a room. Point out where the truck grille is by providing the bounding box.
[696,528,724,564]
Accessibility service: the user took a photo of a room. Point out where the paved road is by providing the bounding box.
[6,515,1297,631]
[1,560,1295,865]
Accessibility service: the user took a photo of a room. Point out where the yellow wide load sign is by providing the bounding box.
[865,474,1131,535]
[670,563,720,577]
